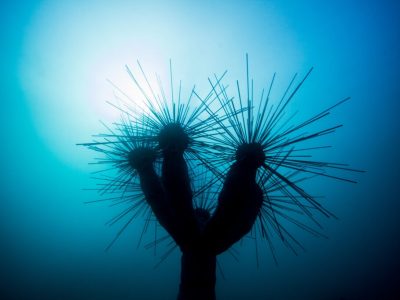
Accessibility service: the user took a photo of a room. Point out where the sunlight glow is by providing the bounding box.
[18,0,301,169]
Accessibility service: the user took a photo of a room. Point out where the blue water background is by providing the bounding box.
[1,1,399,299]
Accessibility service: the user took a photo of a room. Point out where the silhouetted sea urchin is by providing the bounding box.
[79,57,362,300]
[201,55,363,262]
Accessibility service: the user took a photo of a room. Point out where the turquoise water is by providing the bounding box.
[1,0,399,299]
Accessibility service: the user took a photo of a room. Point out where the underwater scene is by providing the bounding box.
[1,0,399,299]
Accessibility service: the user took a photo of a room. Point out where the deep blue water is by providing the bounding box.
[1,0,399,299]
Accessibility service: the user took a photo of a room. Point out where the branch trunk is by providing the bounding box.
[177,251,216,300]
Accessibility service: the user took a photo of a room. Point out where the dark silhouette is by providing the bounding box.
[80,57,362,299]
[129,126,265,299]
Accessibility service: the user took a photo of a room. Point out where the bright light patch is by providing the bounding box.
[18,0,302,169]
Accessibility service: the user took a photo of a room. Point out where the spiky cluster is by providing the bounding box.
[79,57,362,262]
